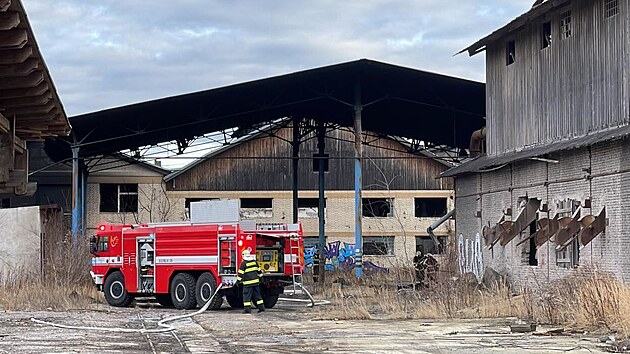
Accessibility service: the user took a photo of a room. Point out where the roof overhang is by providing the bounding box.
[459,0,571,57]
[45,59,485,160]
[0,0,69,139]
[441,125,630,177]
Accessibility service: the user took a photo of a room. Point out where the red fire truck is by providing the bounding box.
[90,221,304,310]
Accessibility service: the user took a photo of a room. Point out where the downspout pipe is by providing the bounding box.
[469,126,487,157]
[427,209,455,251]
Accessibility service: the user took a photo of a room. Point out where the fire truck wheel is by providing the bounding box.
[195,272,223,309]
[170,273,197,310]
[225,288,244,309]
[263,294,279,309]
[104,271,133,307]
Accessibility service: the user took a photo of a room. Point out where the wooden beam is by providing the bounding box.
[0,89,51,108]
[0,70,43,89]
[14,107,59,120]
[0,57,37,77]
[0,112,8,133]
[0,29,27,49]
[6,98,55,115]
[0,80,47,99]
[0,0,11,12]
[0,45,31,65]
[0,11,19,30]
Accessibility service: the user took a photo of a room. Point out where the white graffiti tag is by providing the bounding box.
[457,233,484,283]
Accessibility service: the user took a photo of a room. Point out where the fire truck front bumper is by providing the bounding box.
[90,271,104,287]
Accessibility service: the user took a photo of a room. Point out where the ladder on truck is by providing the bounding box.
[287,234,303,295]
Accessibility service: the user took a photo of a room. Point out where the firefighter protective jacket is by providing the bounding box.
[236,260,263,287]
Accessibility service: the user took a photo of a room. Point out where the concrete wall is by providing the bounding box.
[0,206,41,277]
[455,138,630,287]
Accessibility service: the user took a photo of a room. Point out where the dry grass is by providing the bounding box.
[0,211,103,311]
[309,268,630,337]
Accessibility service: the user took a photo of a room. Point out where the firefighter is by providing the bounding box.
[236,249,265,314]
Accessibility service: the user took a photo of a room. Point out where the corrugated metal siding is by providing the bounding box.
[486,0,629,155]
[169,127,453,191]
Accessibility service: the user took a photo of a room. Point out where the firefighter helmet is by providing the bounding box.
[242,249,255,261]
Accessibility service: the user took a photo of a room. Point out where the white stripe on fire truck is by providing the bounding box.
[283,254,297,263]
[91,257,122,265]
[155,256,218,265]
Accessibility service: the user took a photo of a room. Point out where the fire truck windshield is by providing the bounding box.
[91,236,109,253]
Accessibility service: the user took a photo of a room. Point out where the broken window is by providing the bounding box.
[605,0,619,18]
[298,198,325,219]
[364,236,395,256]
[560,10,572,39]
[506,40,516,65]
[555,198,580,268]
[362,198,394,217]
[522,221,538,266]
[415,236,445,255]
[99,184,138,213]
[414,198,447,217]
[240,198,273,218]
[541,21,552,49]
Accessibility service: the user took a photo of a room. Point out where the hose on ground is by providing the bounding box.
[279,282,331,307]
[30,284,225,334]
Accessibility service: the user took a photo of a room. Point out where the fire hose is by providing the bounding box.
[31,283,329,333]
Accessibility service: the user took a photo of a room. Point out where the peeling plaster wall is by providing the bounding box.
[455,138,630,288]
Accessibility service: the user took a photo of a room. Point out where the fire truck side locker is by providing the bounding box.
[137,234,155,293]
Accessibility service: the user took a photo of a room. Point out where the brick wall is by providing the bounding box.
[455,138,630,287]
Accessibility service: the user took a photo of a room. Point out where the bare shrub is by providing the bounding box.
[0,207,102,310]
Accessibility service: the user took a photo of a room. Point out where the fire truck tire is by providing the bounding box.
[225,288,244,309]
[263,294,279,309]
[155,294,173,307]
[195,272,223,310]
[104,271,133,307]
[170,273,197,310]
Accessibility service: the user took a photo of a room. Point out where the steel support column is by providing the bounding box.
[81,162,88,238]
[353,82,364,278]
[71,146,81,246]
[292,118,300,224]
[317,120,326,283]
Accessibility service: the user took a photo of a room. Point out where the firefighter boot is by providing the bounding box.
[257,304,266,313]
[242,308,251,314]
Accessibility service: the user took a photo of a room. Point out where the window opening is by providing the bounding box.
[240,198,273,218]
[415,236,445,255]
[298,198,326,218]
[362,198,393,217]
[560,10,572,39]
[506,40,516,65]
[414,198,447,217]
[99,184,138,213]
[605,0,619,18]
[363,236,394,256]
[541,21,552,49]
[555,199,580,268]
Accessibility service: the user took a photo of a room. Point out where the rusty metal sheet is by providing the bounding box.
[500,198,541,247]
[492,221,513,249]
[578,207,606,247]
[515,216,551,247]
[535,215,559,248]
[555,208,581,251]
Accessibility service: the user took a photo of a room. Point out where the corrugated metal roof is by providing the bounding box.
[441,125,630,177]
[460,0,570,56]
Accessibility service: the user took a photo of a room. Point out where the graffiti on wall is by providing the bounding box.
[304,240,388,272]
[457,233,483,282]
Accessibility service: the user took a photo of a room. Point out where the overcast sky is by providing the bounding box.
[23,1,534,117]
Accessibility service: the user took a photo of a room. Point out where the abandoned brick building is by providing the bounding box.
[444,0,629,286]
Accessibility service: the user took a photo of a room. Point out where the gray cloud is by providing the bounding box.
[24,0,533,116]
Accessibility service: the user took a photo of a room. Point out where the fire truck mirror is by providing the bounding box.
[89,236,98,254]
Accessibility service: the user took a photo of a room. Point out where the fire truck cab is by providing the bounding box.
[90,202,304,310]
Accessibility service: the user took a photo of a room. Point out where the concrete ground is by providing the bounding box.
[0,301,612,353]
